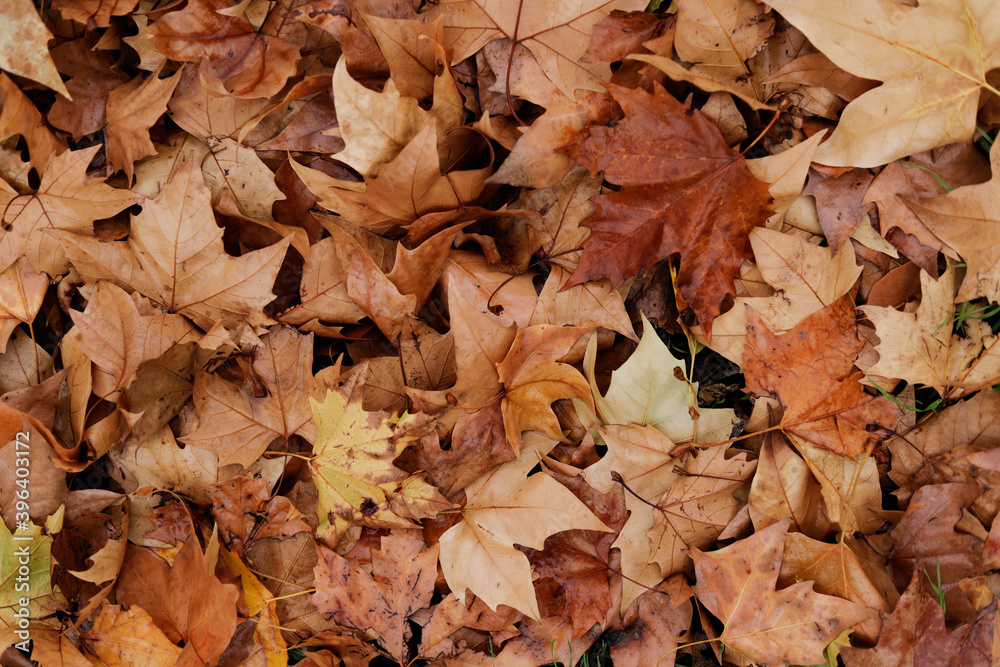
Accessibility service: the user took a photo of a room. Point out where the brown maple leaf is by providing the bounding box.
[693,520,878,666]
[562,83,773,333]
[744,296,903,457]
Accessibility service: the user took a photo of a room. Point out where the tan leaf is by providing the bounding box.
[438,433,610,619]
[748,432,830,538]
[105,65,181,182]
[2,145,138,276]
[58,158,290,330]
[692,520,878,666]
[428,0,646,98]
[0,0,70,97]
[860,265,1000,399]
[182,327,316,468]
[53,0,138,27]
[0,74,62,173]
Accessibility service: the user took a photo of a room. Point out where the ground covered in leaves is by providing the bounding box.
[0,0,999,665]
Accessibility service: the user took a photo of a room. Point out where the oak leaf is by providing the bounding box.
[563,83,773,331]
[58,158,290,331]
[860,265,1000,399]
[438,433,609,619]
[766,0,1000,167]
[427,0,646,98]
[692,520,878,667]
[313,531,439,663]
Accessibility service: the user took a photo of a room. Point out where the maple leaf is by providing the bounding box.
[82,604,182,666]
[0,518,63,635]
[0,0,70,98]
[766,0,1000,167]
[70,282,198,396]
[52,0,138,28]
[563,83,773,331]
[182,326,317,468]
[903,141,1000,304]
[438,433,610,620]
[58,158,290,331]
[745,296,903,457]
[309,378,448,546]
[313,531,439,663]
[427,0,646,98]
[496,324,594,454]
[116,538,240,666]
[840,571,996,666]
[0,145,138,276]
[698,226,862,366]
[748,432,831,538]
[860,265,1000,399]
[210,474,310,556]
[692,520,878,667]
[147,0,300,99]
[105,65,180,182]
[584,315,739,445]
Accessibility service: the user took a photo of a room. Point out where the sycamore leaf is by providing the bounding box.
[649,444,755,576]
[903,140,1000,304]
[0,258,47,354]
[105,65,181,182]
[330,55,463,178]
[528,266,635,339]
[1,145,138,276]
[313,532,439,663]
[700,227,862,366]
[57,158,290,331]
[147,0,300,99]
[563,83,773,331]
[0,519,63,633]
[766,0,1000,167]
[438,433,609,620]
[427,0,646,98]
[70,282,198,396]
[308,379,446,547]
[839,571,996,666]
[182,327,316,469]
[53,0,138,27]
[745,297,903,457]
[860,265,1000,399]
[82,604,182,666]
[496,325,593,453]
[692,520,878,667]
[748,432,831,538]
[0,0,70,98]
[0,74,62,173]
[584,314,739,445]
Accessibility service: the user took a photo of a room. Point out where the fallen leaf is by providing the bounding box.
[0,0,70,97]
[692,520,878,667]
[428,0,646,98]
[563,83,773,331]
[105,65,181,182]
[438,433,609,619]
[766,0,1000,167]
[82,604,182,666]
[860,265,1000,399]
[313,531,439,663]
[58,158,290,331]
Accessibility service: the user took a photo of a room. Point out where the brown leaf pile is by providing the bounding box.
[0,0,999,665]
